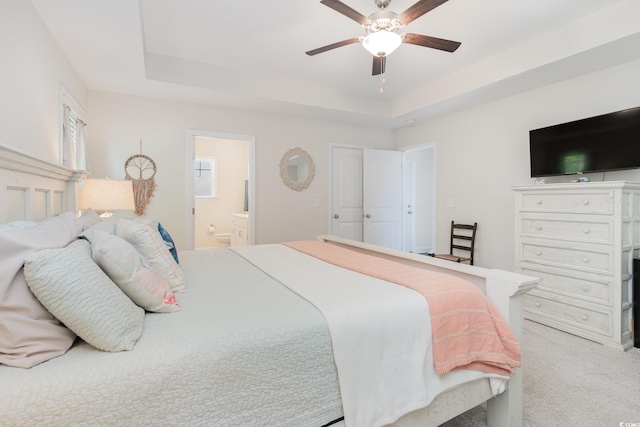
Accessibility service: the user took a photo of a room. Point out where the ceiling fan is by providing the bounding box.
[306,0,461,76]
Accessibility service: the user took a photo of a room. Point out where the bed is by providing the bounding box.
[0,143,539,427]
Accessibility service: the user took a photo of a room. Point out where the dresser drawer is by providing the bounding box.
[520,267,612,305]
[520,217,612,244]
[520,241,612,274]
[520,191,612,214]
[524,292,612,337]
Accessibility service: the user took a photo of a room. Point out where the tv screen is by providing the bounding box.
[529,106,640,177]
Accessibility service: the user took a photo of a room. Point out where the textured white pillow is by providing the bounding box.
[24,239,145,352]
[0,212,78,368]
[91,231,180,313]
[116,219,187,292]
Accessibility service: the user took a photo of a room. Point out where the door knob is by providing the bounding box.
[408,211,413,214]
[334,214,339,218]
[365,214,371,218]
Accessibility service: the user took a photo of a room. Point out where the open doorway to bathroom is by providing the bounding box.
[187,130,255,250]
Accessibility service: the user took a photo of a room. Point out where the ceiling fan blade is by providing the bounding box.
[403,33,461,52]
[320,0,370,25]
[305,38,361,56]
[398,0,449,25]
[372,56,386,76]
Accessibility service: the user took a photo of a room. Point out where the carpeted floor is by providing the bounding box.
[441,320,640,426]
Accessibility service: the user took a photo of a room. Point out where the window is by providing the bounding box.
[60,86,88,170]
[195,157,217,198]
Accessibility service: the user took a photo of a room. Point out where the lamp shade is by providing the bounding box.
[78,179,135,211]
[363,31,402,57]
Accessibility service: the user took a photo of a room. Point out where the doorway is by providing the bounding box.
[330,144,435,253]
[187,130,255,250]
[402,145,436,254]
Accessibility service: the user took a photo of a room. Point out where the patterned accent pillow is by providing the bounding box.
[91,231,180,313]
[24,239,145,352]
[116,219,187,292]
[0,212,78,368]
[158,222,179,264]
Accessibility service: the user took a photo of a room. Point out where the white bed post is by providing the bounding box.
[485,272,537,427]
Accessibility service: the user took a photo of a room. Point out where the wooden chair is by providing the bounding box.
[431,221,478,265]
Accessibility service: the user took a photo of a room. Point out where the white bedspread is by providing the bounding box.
[233,244,509,427]
[0,248,343,427]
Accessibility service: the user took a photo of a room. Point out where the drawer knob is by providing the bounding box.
[583,199,589,205]
[581,315,588,321]
[535,302,541,307]
[582,286,589,292]
[535,250,541,256]
[583,228,590,234]
[536,225,542,230]
[536,200,542,205]
[583,257,589,263]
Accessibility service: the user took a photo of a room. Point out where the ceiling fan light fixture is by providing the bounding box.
[363,30,402,57]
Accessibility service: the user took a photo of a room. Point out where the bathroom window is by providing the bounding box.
[195,157,217,198]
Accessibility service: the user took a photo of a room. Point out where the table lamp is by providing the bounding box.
[78,178,135,219]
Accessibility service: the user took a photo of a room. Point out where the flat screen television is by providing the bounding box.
[529,106,640,177]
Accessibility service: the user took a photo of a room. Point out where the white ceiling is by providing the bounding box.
[30,0,640,128]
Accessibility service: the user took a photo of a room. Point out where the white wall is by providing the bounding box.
[395,59,640,271]
[87,91,394,251]
[0,0,87,163]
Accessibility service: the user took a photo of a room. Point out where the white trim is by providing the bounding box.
[0,142,86,182]
[59,85,88,167]
[187,129,255,250]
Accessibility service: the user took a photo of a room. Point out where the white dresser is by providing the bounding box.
[513,181,640,350]
[230,213,249,247]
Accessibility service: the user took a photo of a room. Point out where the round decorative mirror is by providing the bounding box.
[279,147,315,191]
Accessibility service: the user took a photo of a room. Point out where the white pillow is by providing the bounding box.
[0,220,37,232]
[0,212,78,368]
[78,210,135,242]
[116,219,187,292]
[24,239,145,352]
[91,231,180,313]
[77,208,102,231]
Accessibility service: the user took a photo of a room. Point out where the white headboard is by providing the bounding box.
[0,143,87,222]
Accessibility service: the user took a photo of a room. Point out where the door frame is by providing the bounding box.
[186,129,256,250]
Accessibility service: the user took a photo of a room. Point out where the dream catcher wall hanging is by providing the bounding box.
[125,140,157,215]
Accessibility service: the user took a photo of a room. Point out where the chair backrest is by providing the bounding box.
[449,221,478,265]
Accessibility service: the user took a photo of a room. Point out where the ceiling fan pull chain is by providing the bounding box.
[379,76,386,95]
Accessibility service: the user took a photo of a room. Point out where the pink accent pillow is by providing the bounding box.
[0,212,78,368]
[91,231,180,313]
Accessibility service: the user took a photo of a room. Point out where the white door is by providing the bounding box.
[331,147,363,241]
[402,159,417,252]
[363,149,402,249]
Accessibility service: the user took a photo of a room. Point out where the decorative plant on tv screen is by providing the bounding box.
[561,152,595,175]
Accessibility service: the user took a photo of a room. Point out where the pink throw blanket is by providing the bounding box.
[284,241,520,376]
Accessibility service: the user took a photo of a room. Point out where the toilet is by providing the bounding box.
[215,233,231,247]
